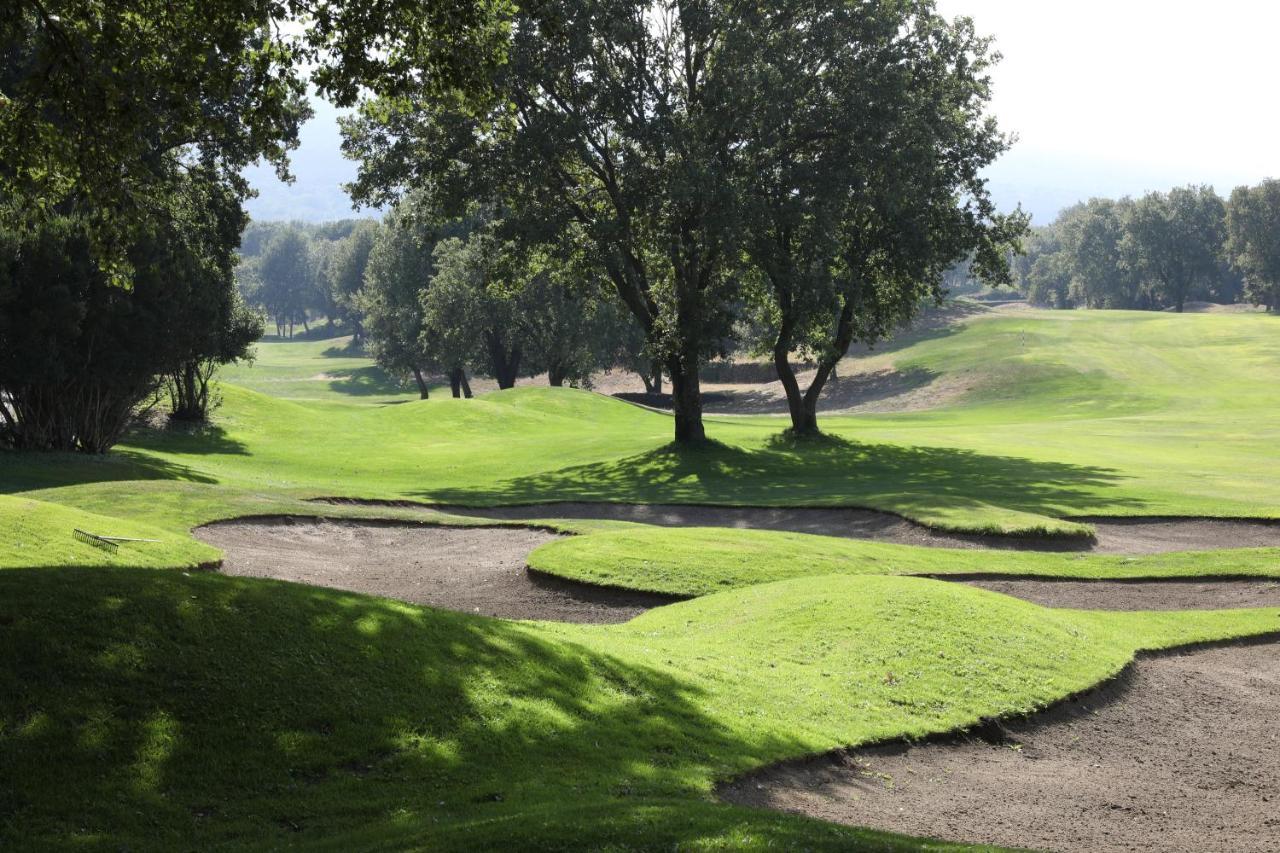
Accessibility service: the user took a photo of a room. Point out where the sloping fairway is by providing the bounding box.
[3,563,1277,849]
[7,308,1279,536]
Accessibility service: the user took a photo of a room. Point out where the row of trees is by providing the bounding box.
[340,0,1024,440]
[1012,181,1280,312]
[357,202,652,397]
[1,0,503,452]
[4,0,1024,449]
[237,220,377,339]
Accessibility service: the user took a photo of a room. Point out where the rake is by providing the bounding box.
[73,528,160,555]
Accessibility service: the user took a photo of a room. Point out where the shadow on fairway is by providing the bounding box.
[325,365,413,397]
[0,566,822,848]
[413,435,1138,519]
[0,447,220,493]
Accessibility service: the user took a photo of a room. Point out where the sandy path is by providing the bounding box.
[720,640,1280,853]
[195,518,676,624]
[416,502,1280,555]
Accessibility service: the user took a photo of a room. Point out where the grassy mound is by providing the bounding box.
[4,565,1275,849]
[529,526,1280,597]
[0,495,218,570]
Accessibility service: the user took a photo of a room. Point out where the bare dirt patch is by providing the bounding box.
[194,518,675,623]
[413,502,1280,555]
[720,639,1280,853]
[959,578,1280,611]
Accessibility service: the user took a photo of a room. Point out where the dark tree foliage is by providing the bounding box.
[0,172,261,449]
[1,0,506,265]
[424,227,628,389]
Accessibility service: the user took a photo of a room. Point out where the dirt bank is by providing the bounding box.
[720,639,1280,853]
[960,577,1280,610]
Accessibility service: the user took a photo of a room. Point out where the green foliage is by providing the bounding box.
[1123,186,1226,312]
[733,1,1026,435]
[0,0,309,267]
[1226,180,1280,310]
[0,168,262,449]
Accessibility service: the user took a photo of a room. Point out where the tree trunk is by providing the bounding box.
[772,315,815,436]
[448,367,472,398]
[485,329,521,390]
[666,355,706,443]
[548,365,566,387]
[412,367,429,400]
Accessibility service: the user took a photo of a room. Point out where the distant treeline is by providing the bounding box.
[235,210,657,396]
[968,181,1280,312]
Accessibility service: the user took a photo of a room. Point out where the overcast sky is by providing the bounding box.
[246,1,1280,225]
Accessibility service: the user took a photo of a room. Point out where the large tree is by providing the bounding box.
[1123,186,1225,313]
[1,0,506,263]
[1226,180,1280,311]
[342,0,757,442]
[1058,199,1143,309]
[734,1,1025,435]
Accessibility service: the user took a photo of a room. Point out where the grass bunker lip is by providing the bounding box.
[314,498,1280,555]
[718,636,1280,853]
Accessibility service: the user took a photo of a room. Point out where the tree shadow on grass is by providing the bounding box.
[325,366,414,398]
[412,434,1140,521]
[0,566,820,848]
[0,447,219,493]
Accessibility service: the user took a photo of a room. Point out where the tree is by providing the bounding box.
[733,2,1025,435]
[324,221,379,340]
[342,0,756,443]
[359,198,473,398]
[0,169,263,450]
[1124,186,1225,313]
[424,228,627,389]
[1226,180,1280,310]
[162,172,264,421]
[253,228,316,336]
[1058,199,1143,309]
[1,0,308,269]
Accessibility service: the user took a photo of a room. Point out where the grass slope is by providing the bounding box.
[0,494,218,570]
[4,565,1276,850]
[529,526,1280,597]
[5,309,1278,536]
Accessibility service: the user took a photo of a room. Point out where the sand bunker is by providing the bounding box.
[419,502,1280,555]
[961,577,1280,610]
[720,639,1280,853]
[195,518,675,624]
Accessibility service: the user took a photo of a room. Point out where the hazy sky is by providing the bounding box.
[246,1,1280,225]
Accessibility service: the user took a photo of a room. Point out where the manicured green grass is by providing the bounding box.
[529,526,1280,597]
[7,308,1279,537]
[5,307,1280,849]
[220,335,419,403]
[0,494,219,570]
[4,565,1275,850]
